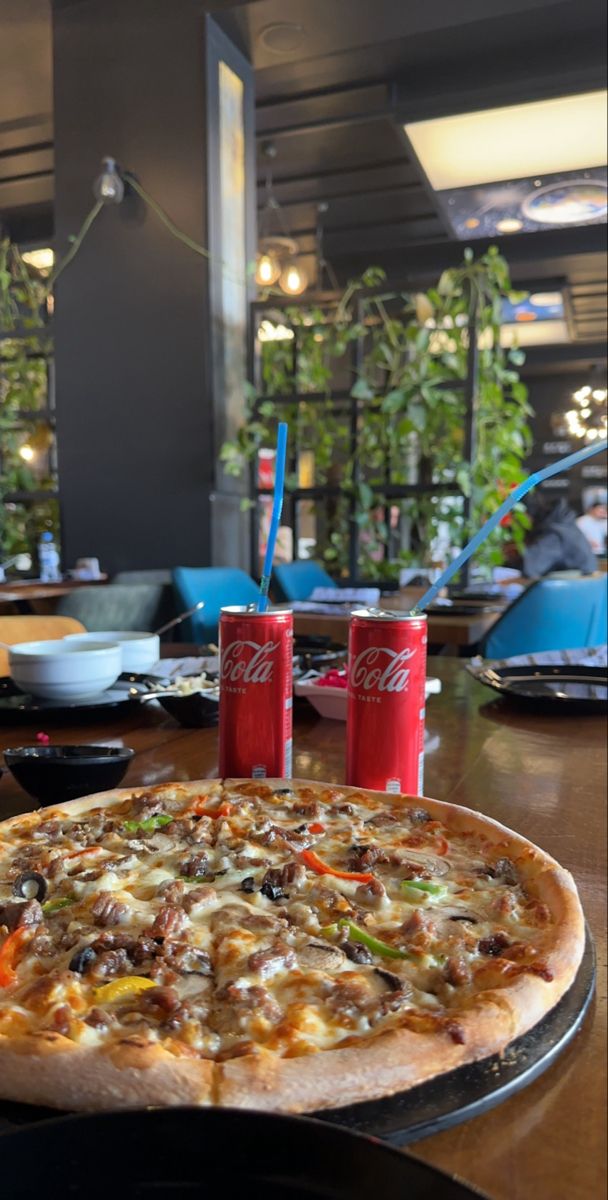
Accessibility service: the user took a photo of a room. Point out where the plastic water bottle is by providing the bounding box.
[38,531,61,582]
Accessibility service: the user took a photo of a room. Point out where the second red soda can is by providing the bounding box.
[346,608,428,795]
[219,606,293,779]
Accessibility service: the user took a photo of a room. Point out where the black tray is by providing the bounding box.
[474,664,607,713]
[0,929,594,1150]
[0,673,166,724]
[320,926,595,1145]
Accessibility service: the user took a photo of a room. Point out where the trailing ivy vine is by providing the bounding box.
[0,239,58,559]
[221,248,533,579]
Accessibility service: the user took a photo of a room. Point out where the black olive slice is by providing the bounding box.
[240,876,256,894]
[12,871,48,902]
[69,945,97,974]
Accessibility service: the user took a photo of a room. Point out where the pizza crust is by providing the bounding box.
[0,778,586,1114]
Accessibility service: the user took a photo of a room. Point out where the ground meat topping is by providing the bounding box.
[182,885,217,913]
[156,880,185,904]
[444,954,472,987]
[90,948,130,980]
[247,941,296,979]
[215,983,282,1024]
[151,905,188,938]
[478,932,511,956]
[0,898,43,932]
[365,811,397,827]
[348,844,388,872]
[179,852,209,879]
[292,800,321,819]
[262,862,306,892]
[162,942,213,976]
[91,893,129,927]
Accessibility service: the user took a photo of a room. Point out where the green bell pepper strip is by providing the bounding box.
[124,814,173,834]
[323,919,409,960]
[401,880,447,901]
[42,897,74,915]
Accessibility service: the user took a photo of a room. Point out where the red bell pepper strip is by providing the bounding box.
[0,927,32,987]
[308,823,326,835]
[300,849,373,883]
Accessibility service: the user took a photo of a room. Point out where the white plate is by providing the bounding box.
[294,676,441,720]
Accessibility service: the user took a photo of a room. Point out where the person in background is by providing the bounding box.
[519,493,597,577]
[576,490,608,556]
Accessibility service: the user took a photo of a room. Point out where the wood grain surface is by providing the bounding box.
[0,657,604,1199]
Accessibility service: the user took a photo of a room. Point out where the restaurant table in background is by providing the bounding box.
[0,657,604,1200]
[290,588,505,651]
[0,577,108,614]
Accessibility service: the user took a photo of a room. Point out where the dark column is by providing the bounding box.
[52,0,255,576]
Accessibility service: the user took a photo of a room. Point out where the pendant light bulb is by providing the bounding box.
[280,260,308,296]
[93,157,125,205]
[255,252,281,287]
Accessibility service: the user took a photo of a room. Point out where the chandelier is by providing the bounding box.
[563,381,608,442]
[255,143,308,296]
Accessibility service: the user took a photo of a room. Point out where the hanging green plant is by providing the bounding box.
[0,238,57,559]
[221,249,533,579]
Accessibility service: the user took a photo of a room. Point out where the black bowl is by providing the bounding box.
[157,690,219,728]
[3,744,135,805]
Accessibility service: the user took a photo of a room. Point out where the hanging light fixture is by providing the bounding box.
[554,369,608,441]
[279,260,308,295]
[256,142,307,295]
[93,157,125,205]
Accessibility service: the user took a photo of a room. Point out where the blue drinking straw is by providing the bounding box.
[258,422,288,613]
[416,438,608,611]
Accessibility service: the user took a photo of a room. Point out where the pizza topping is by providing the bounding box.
[240,876,256,894]
[162,942,212,976]
[12,871,48,902]
[262,863,306,892]
[247,941,296,979]
[94,976,157,1004]
[91,893,130,927]
[444,954,472,987]
[300,849,374,884]
[42,897,74,915]
[151,906,188,938]
[333,920,409,961]
[401,880,448,902]
[0,927,33,986]
[478,932,511,956]
[298,941,345,970]
[374,967,403,992]
[354,878,388,909]
[69,945,98,974]
[3,894,41,935]
[343,940,373,965]
[260,880,287,902]
[348,844,388,872]
[477,857,518,885]
[179,852,209,878]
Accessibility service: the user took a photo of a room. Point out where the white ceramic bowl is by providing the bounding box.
[65,631,160,674]
[294,675,443,721]
[9,640,122,701]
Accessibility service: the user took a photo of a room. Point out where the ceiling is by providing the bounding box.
[0,0,606,352]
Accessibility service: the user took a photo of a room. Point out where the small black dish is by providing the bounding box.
[156,689,219,728]
[3,745,135,805]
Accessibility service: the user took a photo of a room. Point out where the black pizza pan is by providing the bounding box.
[0,1108,484,1200]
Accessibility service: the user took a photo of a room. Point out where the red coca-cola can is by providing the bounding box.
[219,606,293,779]
[346,608,428,795]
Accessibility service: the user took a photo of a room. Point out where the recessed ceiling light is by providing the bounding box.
[496,217,523,233]
[259,23,305,54]
[405,91,607,190]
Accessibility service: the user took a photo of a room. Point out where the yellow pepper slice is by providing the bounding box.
[94,976,156,1004]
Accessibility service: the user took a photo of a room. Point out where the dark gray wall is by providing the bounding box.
[52,0,254,575]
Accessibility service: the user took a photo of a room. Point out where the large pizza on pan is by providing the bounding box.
[0,779,584,1113]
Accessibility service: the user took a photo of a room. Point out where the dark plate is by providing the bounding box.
[0,673,166,724]
[475,664,607,712]
[427,602,504,616]
[0,1109,482,1199]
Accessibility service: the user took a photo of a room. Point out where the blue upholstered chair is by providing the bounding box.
[172,567,259,643]
[272,561,337,602]
[480,575,608,659]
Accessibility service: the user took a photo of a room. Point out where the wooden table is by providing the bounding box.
[0,578,108,613]
[0,658,605,1200]
[292,591,503,649]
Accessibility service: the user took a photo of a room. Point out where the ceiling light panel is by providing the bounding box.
[405,91,607,190]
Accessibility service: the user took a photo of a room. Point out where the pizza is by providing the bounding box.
[0,779,584,1113]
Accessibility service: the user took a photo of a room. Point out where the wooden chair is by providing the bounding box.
[0,615,86,676]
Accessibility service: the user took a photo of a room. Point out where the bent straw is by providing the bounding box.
[258,422,289,613]
[416,438,608,611]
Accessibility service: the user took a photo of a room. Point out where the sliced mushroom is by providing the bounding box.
[299,941,345,970]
